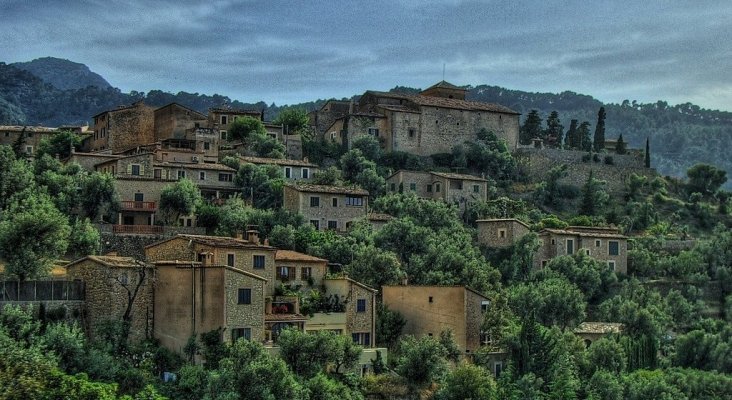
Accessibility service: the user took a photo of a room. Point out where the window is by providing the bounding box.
[332,197,338,207]
[310,220,320,230]
[177,170,186,179]
[596,240,601,247]
[473,184,480,193]
[451,180,463,190]
[346,196,363,206]
[221,115,228,125]
[542,260,548,267]
[134,193,144,202]
[352,332,370,346]
[231,328,251,342]
[327,220,338,230]
[609,241,619,256]
[494,362,503,377]
[409,182,416,191]
[285,167,292,178]
[218,173,233,182]
[199,171,206,180]
[253,255,265,269]
[357,299,367,312]
[390,183,396,191]
[302,168,309,179]
[3,132,8,137]
[408,128,416,138]
[154,169,162,179]
[237,288,251,304]
[428,296,433,303]
[368,128,379,137]
[481,300,490,313]
[277,266,296,280]
[566,239,574,255]
[551,239,556,245]
[204,142,210,150]
[220,130,227,140]
[301,267,312,280]
[608,261,616,271]
[227,253,235,267]
[435,183,441,193]
[498,229,506,239]
[310,196,320,207]
[427,184,432,193]
[131,164,141,176]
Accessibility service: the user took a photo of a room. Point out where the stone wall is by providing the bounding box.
[465,289,487,353]
[284,187,368,232]
[224,268,265,343]
[516,148,655,194]
[154,104,206,140]
[476,219,530,248]
[90,103,155,153]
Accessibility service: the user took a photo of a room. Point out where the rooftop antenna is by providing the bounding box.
[442,63,446,81]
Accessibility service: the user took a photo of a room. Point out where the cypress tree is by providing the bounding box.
[578,121,592,152]
[593,107,606,152]
[644,138,651,168]
[545,111,564,148]
[520,110,543,145]
[565,120,578,149]
[615,134,627,154]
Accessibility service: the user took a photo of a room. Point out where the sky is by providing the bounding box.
[1,0,731,111]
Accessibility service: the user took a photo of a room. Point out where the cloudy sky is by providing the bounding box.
[2,0,731,110]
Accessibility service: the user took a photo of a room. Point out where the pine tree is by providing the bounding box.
[580,170,608,216]
[615,134,627,154]
[519,110,543,145]
[578,121,592,152]
[593,107,606,152]
[644,138,651,168]
[565,119,578,149]
[544,111,564,148]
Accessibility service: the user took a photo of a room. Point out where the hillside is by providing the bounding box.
[1,58,732,185]
[12,57,111,91]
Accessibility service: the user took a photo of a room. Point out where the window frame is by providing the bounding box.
[253,255,266,269]
[237,288,251,304]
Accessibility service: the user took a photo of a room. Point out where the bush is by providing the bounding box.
[605,155,614,165]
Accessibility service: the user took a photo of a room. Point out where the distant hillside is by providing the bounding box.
[12,57,111,91]
[1,57,732,186]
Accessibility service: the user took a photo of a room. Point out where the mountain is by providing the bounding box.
[12,57,111,91]
[1,57,732,187]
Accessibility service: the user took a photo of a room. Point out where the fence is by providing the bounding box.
[0,280,84,302]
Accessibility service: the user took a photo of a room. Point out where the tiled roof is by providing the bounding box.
[147,234,273,250]
[363,90,519,114]
[66,255,146,269]
[368,212,394,222]
[376,104,420,114]
[239,156,317,168]
[285,183,368,196]
[0,125,59,133]
[430,171,488,182]
[541,228,627,239]
[423,80,466,91]
[153,162,236,171]
[475,218,530,228]
[209,107,260,115]
[154,103,207,119]
[574,322,624,334]
[275,250,327,263]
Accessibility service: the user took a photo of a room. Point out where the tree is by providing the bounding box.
[439,329,462,362]
[587,338,626,375]
[544,111,564,148]
[520,109,543,145]
[159,178,202,225]
[644,137,651,168]
[376,304,406,350]
[67,218,101,257]
[347,245,404,289]
[351,135,382,162]
[578,121,592,151]
[579,170,609,216]
[593,107,606,152]
[565,119,578,149]
[278,329,360,378]
[508,277,586,330]
[234,163,284,209]
[228,116,266,142]
[435,363,497,400]
[274,108,310,136]
[36,130,81,159]
[686,164,727,196]
[615,134,627,155]
[0,193,70,281]
[80,172,119,222]
[311,166,343,186]
[395,335,448,384]
[0,145,34,210]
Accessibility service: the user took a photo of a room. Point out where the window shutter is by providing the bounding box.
[139,165,145,175]
[127,164,132,174]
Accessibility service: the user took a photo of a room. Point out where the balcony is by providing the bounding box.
[120,201,157,211]
[112,225,164,235]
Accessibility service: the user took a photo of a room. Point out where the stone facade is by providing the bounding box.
[239,156,319,181]
[208,108,262,141]
[476,219,531,248]
[88,102,155,153]
[309,100,351,136]
[515,147,655,194]
[386,170,488,209]
[325,277,377,347]
[382,285,488,354]
[274,250,328,289]
[154,103,207,140]
[0,125,59,156]
[65,256,154,342]
[534,226,628,274]
[283,183,369,232]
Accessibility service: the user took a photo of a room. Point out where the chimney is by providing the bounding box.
[303,157,309,163]
[349,100,354,115]
[247,229,260,245]
[235,231,243,240]
[105,251,118,257]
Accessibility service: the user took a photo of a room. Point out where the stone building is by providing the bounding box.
[87,101,155,153]
[382,285,488,355]
[238,156,319,181]
[309,100,351,136]
[0,125,61,156]
[476,218,531,248]
[535,226,628,273]
[321,81,520,155]
[208,107,262,141]
[283,183,369,232]
[574,322,624,345]
[367,212,394,231]
[386,170,488,209]
[153,103,207,141]
[65,256,154,342]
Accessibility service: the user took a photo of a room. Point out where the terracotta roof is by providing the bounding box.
[275,250,327,263]
[363,90,519,115]
[209,107,260,115]
[65,255,147,269]
[423,80,466,91]
[364,91,413,101]
[239,156,317,168]
[376,104,421,114]
[475,218,530,228]
[265,313,308,322]
[0,125,59,133]
[153,162,236,171]
[368,212,394,222]
[146,234,273,250]
[574,322,624,335]
[541,228,627,239]
[284,183,368,196]
[154,103,207,119]
[430,171,488,182]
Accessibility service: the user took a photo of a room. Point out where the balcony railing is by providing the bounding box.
[112,225,164,234]
[120,201,157,211]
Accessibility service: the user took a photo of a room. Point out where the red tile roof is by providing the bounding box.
[275,250,327,263]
